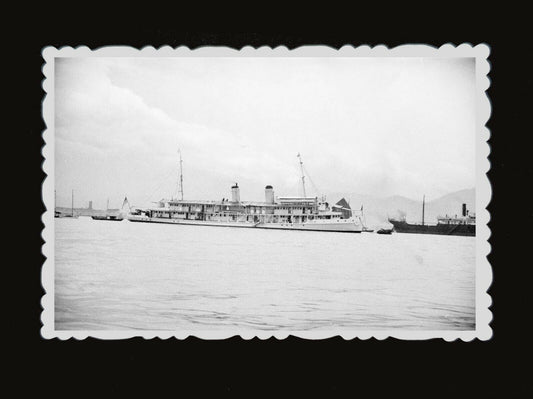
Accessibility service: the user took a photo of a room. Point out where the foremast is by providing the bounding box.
[297,153,307,197]
[178,148,184,201]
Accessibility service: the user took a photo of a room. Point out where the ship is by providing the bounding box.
[127,153,363,233]
[388,195,475,237]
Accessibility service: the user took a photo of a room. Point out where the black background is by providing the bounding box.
[11,9,532,397]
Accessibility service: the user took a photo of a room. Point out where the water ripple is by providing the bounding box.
[55,218,476,331]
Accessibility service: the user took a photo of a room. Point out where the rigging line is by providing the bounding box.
[172,150,184,201]
[171,177,180,201]
[291,178,302,197]
[178,148,184,201]
[143,167,173,196]
[143,166,177,204]
[146,178,171,202]
[302,164,319,196]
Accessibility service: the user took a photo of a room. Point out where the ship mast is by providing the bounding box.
[422,194,425,226]
[297,153,307,198]
[178,148,184,201]
[106,198,109,211]
[71,189,74,217]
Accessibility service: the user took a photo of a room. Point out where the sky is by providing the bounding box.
[54,56,476,209]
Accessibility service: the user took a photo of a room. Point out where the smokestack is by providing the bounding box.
[265,185,274,204]
[231,183,240,203]
[462,203,467,217]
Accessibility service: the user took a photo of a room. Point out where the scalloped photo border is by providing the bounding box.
[41,44,492,340]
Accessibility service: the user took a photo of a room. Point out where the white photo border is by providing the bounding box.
[41,44,492,341]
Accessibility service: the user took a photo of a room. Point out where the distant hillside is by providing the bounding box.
[328,188,475,229]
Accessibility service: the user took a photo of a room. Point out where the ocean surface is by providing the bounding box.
[54,217,475,331]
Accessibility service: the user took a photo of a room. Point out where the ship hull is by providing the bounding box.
[389,220,475,236]
[256,221,361,233]
[128,215,361,232]
[128,215,258,228]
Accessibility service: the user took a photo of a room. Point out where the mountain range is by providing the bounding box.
[329,188,475,229]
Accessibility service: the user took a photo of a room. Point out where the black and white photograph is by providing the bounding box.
[41,44,491,340]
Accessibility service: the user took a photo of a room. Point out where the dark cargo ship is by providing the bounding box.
[388,197,475,237]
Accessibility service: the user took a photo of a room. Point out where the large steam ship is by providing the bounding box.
[128,154,362,233]
[388,196,475,237]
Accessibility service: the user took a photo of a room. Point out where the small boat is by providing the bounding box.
[55,189,79,218]
[91,198,124,221]
[376,228,393,235]
[91,215,123,221]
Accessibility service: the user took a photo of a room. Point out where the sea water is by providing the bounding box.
[54,217,475,331]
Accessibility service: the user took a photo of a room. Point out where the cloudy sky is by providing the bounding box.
[54,56,475,209]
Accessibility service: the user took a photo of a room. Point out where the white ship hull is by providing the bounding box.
[256,219,361,233]
[128,215,361,233]
[128,215,257,228]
